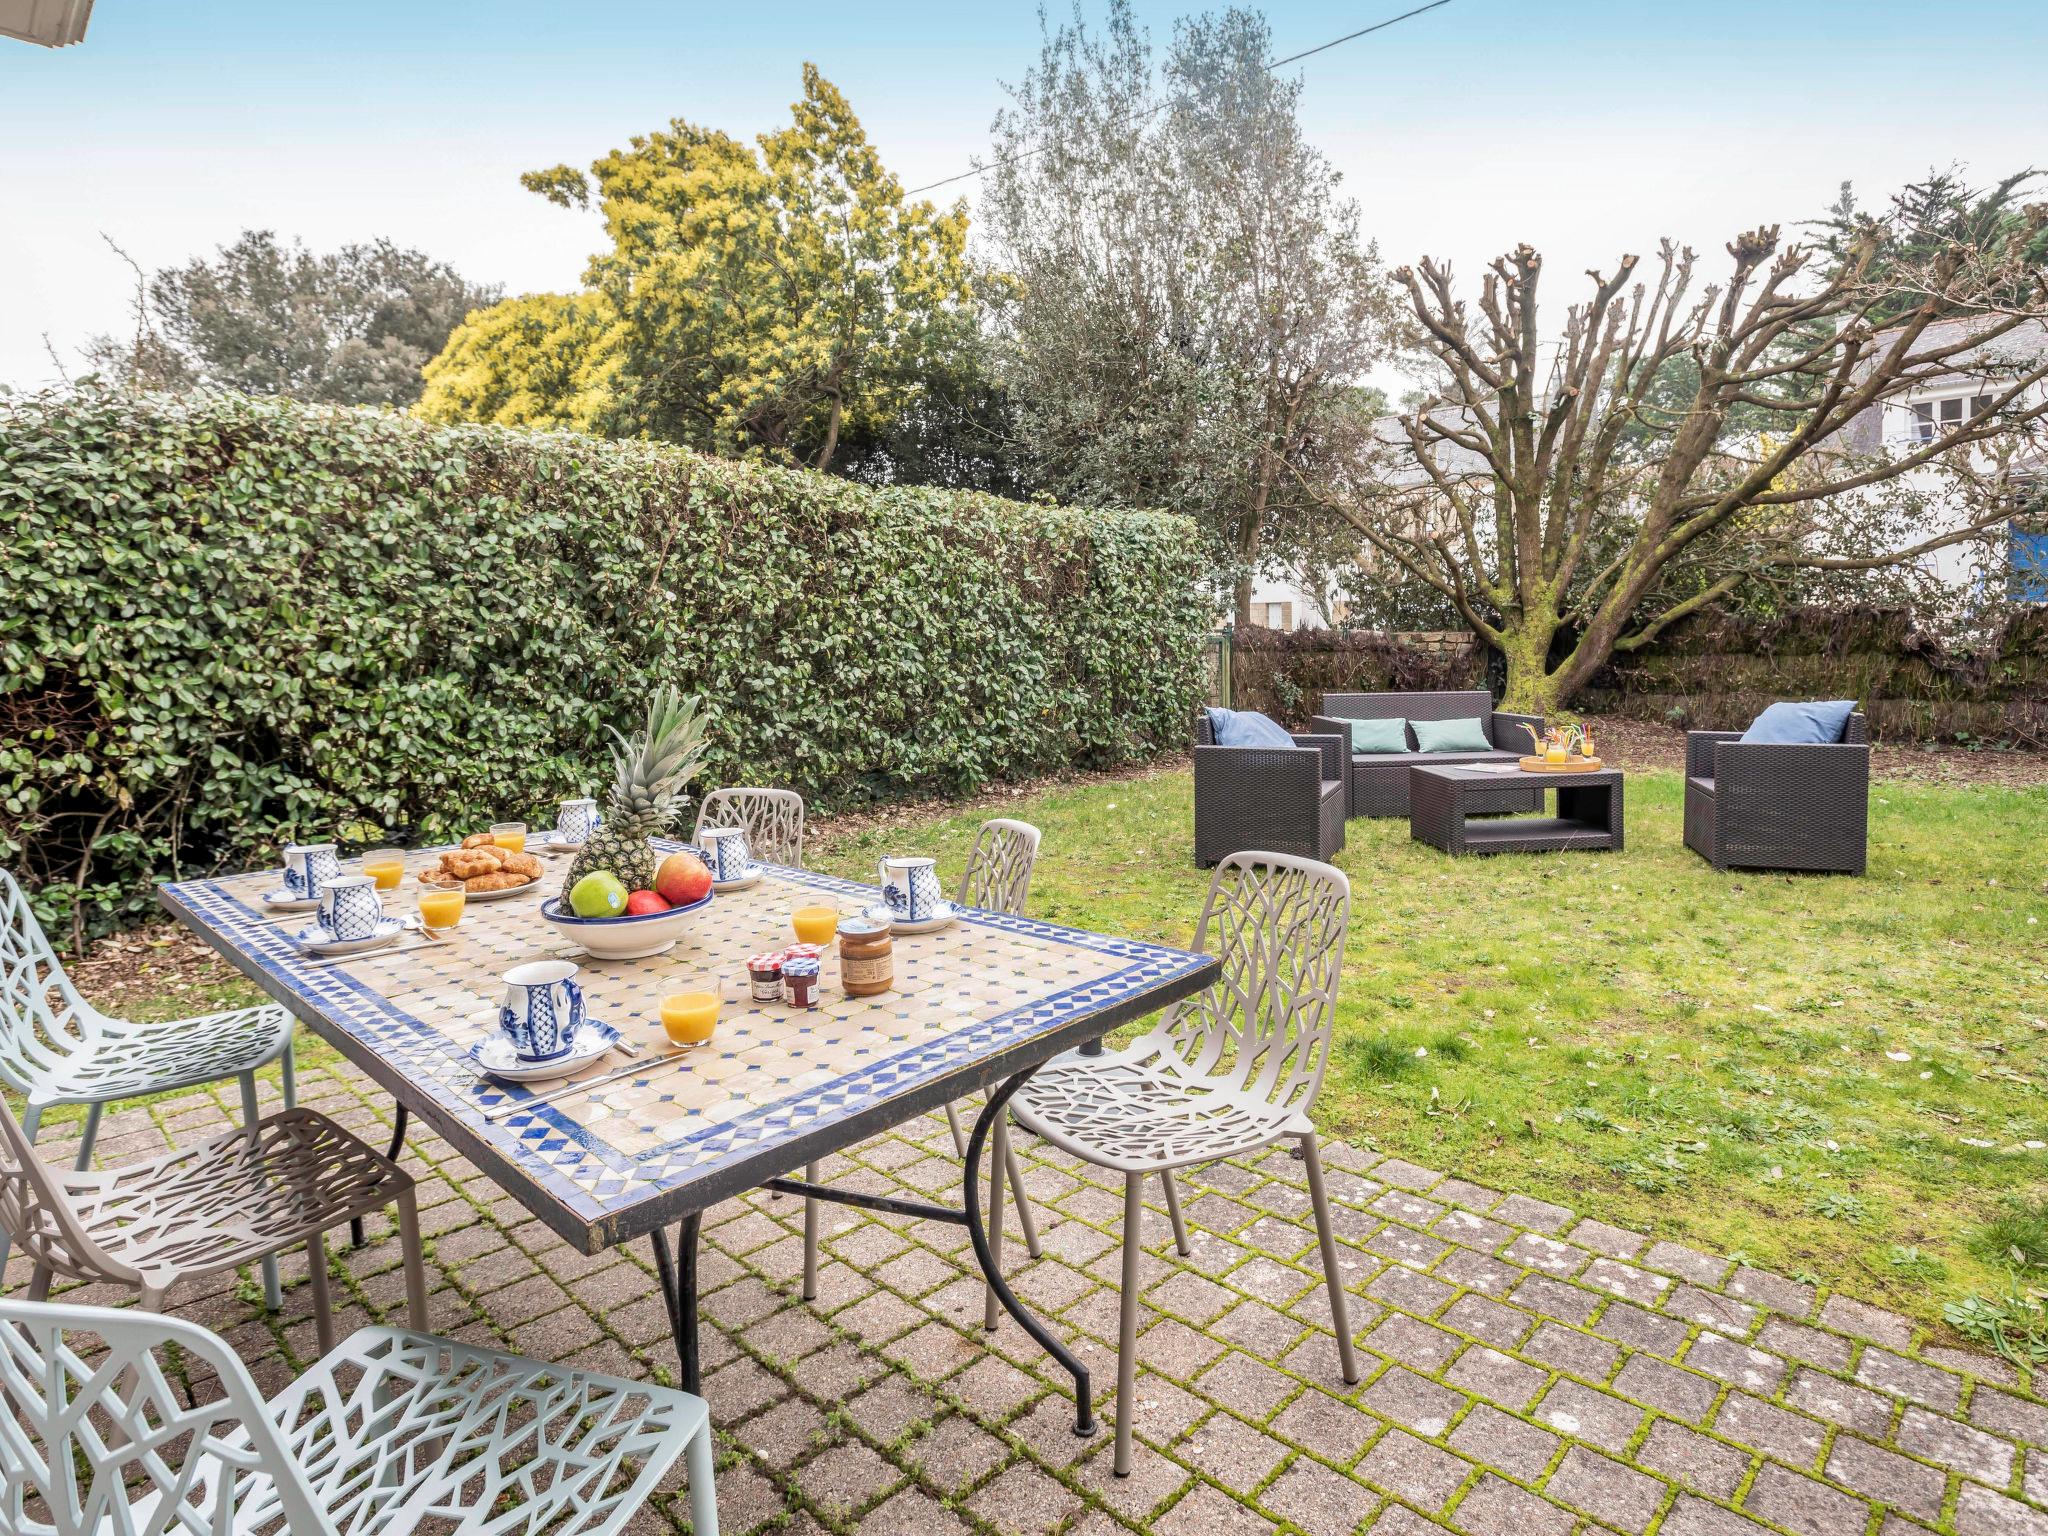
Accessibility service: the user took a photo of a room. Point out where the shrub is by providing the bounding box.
[1,387,1208,940]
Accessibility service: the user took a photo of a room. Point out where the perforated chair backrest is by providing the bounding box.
[958,819,1041,916]
[0,1297,335,1536]
[694,788,806,869]
[1162,851,1350,1118]
[0,1100,141,1290]
[0,870,99,1097]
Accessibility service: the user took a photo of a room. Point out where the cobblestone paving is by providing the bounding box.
[13,1055,2048,1536]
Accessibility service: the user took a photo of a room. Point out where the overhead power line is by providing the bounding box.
[903,0,1454,199]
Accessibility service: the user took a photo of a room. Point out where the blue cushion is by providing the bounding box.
[1740,700,1858,745]
[1410,716,1493,753]
[1205,708,1295,749]
[1347,718,1408,754]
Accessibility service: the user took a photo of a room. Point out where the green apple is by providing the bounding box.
[569,871,628,919]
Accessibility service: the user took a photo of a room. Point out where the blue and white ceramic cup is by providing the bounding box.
[878,856,944,922]
[557,797,600,843]
[499,960,585,1062]
[283,841,340,899]
[699,825,752,883]
[316,874,383,942]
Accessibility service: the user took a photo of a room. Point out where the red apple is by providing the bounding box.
[624,889,670,916]
[655,850,713,906]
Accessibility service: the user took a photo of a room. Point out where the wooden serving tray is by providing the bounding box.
[1519,756,1605,773]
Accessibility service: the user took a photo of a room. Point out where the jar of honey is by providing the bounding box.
[839,918,894,997]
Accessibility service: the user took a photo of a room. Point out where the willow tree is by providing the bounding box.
[1335,197,2048,714]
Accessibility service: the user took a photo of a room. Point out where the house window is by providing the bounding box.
[1911,394,1994,443]
[1257,601,1293,630]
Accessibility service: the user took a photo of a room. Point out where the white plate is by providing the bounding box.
[712,865,762,892]
[468,1021,623,1084]
[291,916,406,956]
[262,889,321,914]
[418,878,544,904]
[864,900,959,935]
[535,835,583,855]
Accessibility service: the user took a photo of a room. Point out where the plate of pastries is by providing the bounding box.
[417,834,545,899]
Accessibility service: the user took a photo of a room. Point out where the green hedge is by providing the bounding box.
[1,388,1207,939]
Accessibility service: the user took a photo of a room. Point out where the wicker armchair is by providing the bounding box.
[1684,711,1870,874]
[1311,690,1543,818]
[1193,716,1345,867]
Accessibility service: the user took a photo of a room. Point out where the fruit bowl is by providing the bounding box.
[540,889,714,960]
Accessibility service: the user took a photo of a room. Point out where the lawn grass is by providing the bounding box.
[88,761,2048,1342]
[811,763,2048,1340]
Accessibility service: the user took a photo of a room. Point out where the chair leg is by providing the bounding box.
[801,1160,821,1302]
[306,1229,336,1357]
[395,1187,429,1329]
[1005,1142,1043,1259]
[983,1110,1009,1332]
[27,1263,52,1301]
[1299,1132,1359,1385]
[0,1102,42,1277]
[279,1036,298,1107]
[1115,1171,1143,1477]
[1160,1168,1191,1257]
[685,1416,720,1535]
[240,1072,282,1312]
[73,1103,103,1171]
[944,1099,968,1158]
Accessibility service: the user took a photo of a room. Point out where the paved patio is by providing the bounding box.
[16,1052,2048,1536]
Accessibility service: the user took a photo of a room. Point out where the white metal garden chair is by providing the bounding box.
[0,1096,426,1356]
[0,869,298,1306]
[945,819,1043,1235]
[795,818,1045,1299]
[0,1296,719,1536]
[1010,849,1361,1475]
[694,786,806,868]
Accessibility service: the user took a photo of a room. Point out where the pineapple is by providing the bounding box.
[567,688,709,894]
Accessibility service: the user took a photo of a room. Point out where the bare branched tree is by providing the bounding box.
[1327,197,2048,713]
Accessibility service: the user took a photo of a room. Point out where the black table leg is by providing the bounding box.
[355,1104,409,1248]
[963,1069,1097,1438]
[651,1212,704,1394]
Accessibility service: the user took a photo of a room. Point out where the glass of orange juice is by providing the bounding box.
[659,991,720,1045]
[418,887,466,932]
[362,848,404,890]
[490,821,527,854]
[791,904,839,947]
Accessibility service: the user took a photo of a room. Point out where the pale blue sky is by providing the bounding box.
[5,0,2045,388]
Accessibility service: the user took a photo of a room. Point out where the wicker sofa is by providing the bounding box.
[1684,711,1870,874]
[1192,715,1346,867]
[1310,690,1545,818]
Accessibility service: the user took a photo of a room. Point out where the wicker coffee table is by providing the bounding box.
[1409,764,1625,856]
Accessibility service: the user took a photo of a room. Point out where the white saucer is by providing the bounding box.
[864,901,959,935]
[468,1021,622,1084]
[534,831,584,854]
[291,916,405,956]
[262,889,320,914]
[712,865,763,892]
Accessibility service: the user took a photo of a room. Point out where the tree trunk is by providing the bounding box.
[1494,610,1566,717]
[1233,568,1254,630]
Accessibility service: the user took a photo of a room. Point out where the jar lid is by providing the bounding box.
[747,952,785,972]
[838,917,890,939]
[782,956,821,979]
[785,942,823,961]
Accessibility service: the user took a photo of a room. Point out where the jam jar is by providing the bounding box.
[838,917,894,997]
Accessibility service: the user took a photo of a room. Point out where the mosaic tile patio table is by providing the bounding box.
[159,841,1217,1435]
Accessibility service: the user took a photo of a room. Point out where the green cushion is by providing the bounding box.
[1411,715,1493,753]
[1347,718,1408,754]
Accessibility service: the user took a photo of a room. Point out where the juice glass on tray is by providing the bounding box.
[419,888,466,932]
[362,849,404,890]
